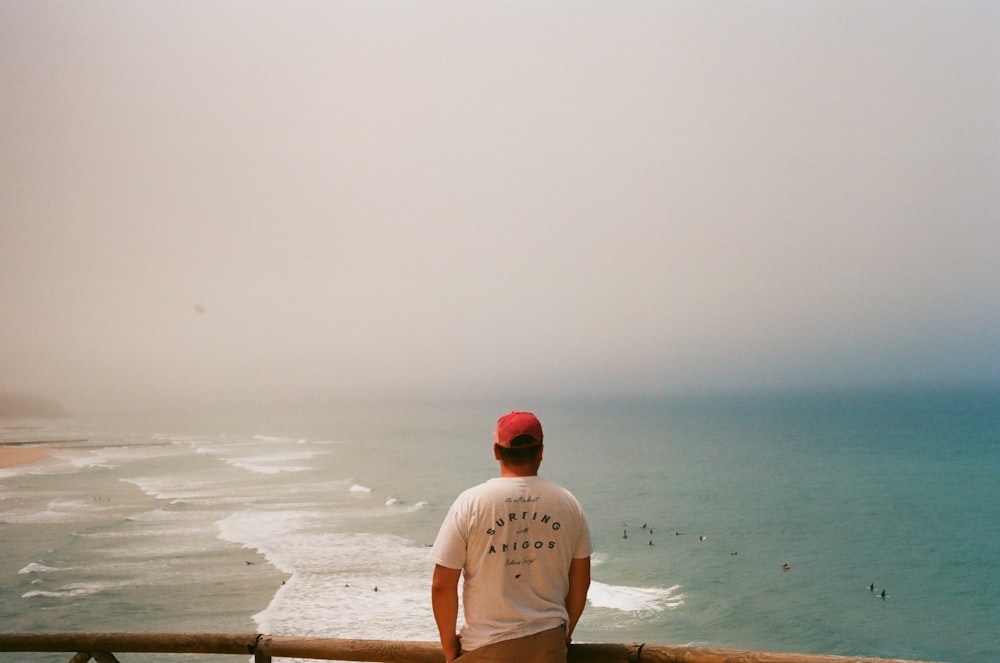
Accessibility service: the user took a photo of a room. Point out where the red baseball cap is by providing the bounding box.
[494,411,543,448]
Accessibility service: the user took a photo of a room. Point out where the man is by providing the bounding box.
[430,411,592,662]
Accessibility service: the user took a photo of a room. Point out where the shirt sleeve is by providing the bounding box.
[430,498,468,570]
[572,498,593,559]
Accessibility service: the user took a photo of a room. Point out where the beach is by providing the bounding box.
[0,444,49,469]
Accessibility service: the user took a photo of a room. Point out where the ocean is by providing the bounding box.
[1,385,997,663]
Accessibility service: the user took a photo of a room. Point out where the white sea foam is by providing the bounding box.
[587,581,685,612]
[0,465,35,479]
[350,484,372,493]
[224,450,324,475]
[67,453,117,470]
[185,437,327,475]
[250,532,435,641]
[18,562,61,574]
[215,505,436,642]
[216,509,322,574]
[122,476,232,501]
[65,445,180,471]
[381,497,428,511]
[254,435,307,444]
[0,454,75,479]
[226,460,310,474]
[1,497,108,524]
[22,582,122,599]
[2,507,75,524]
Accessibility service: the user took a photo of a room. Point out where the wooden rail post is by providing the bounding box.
[254,634,271,663]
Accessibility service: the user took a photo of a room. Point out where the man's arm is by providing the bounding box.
[564,555,591,643]
[431,564,463,662]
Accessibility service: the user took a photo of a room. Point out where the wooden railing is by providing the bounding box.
[0,633,946,663]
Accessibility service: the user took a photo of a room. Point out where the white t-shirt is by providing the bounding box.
[430,475,592,651]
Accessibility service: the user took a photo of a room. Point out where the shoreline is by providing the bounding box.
[0,445,50,469]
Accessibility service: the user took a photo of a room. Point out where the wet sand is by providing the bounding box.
[0,445,50,469]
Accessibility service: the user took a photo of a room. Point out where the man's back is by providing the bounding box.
[430,411,591,663]
[431,474,591,650]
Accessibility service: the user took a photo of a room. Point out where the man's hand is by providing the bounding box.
[441,633,461,662]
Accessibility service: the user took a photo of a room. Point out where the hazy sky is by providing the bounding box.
[2,1,998,414]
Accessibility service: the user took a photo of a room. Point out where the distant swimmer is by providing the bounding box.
[781,563,791,570]
[869,583,875,592]
[641,523,647,529]
[649,528,654,535]
[623,529,628,539]
[731,551,738,556]
[881,589,887,599]
[699,535,706,541]
[649,540,654,546]
[374,586,379,592]
[675,531,684,536]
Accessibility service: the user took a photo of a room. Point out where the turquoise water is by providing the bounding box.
[1,385,997,662]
